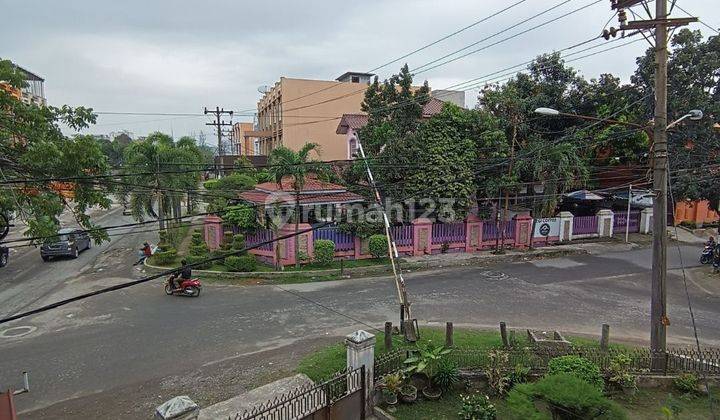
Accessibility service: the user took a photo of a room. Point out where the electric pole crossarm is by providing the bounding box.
[622,17,697,30]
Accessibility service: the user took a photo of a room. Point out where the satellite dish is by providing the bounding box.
[257,85,269,94]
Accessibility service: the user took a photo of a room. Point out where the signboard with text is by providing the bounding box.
[533,217,560,238]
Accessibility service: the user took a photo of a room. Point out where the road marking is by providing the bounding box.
[0,325,37,338]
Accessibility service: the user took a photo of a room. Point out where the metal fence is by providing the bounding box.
[233,366,366,420]
[431,222,466,244]
[482,221,515,241]
[373,346,720,379]
[313,227,355,251]
[573,216,598,235]
[390,225,414,247]
[245,229,274,251]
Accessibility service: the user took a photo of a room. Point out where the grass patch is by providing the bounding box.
[282,257,390,272]
[391,388,720,420]
[295,327,631,383]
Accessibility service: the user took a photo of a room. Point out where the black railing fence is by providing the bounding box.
[374,346,720,380]
[232,366,365,420]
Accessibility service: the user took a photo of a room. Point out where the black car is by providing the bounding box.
[0,246,7,267]
[40,228,91,261]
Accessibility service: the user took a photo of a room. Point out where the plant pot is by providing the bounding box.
[384,392,398,406]
[409,372,430,390]
[422,386,442,400]
[399,385,417,403]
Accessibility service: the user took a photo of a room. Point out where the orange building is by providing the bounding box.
[254,72,374,160]
[674,200,719,226]
[229,122,258,156]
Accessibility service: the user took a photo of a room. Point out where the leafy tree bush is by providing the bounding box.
[313,239,335,265]
[506,373,626,420]
[547,355,604,391]
[231,234,246,251]
[188,231,209,257]
[368,234,388,258]
[152,248,177,266]
[224,255,257,272]
[223,204,257,232]
[185,255,210,270]
[673,373,699,394]
[432,358,459,391]
[458,392,496,420]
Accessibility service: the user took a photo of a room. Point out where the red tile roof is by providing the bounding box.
[336,98,446,134]
[336,114,369,134]
[255,176,348,193]
[239,175,364,207]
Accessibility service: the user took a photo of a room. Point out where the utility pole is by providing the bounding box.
[204,107,233,177]
[608,0,696,366]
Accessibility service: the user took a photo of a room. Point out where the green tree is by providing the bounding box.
[267,143,327,268]
[0,59,111,243]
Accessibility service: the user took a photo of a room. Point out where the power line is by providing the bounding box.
[368,0,530,73]
[674,4,719,34]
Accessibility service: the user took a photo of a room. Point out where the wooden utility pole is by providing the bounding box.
[204,107,233,177]
[608,0,696,367]
[500,120,518,253]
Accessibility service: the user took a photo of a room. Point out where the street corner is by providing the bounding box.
[686,266,720,296]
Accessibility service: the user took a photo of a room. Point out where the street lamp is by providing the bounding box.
[533,107,703,130]
[666,109,703,129]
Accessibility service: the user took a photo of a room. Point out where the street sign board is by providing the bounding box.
[533,218,560,238]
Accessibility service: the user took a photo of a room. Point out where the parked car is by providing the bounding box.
[122,206,132,216]
[0,246,8,267]
[40,228,91,261]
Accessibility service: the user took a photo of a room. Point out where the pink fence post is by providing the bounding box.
[203,215,223,250]
[278,223,313,266]
[465,214,483,253]
[412,218,433,255]
[514,214,533,249]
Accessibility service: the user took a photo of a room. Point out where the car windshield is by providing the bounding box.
[44,234,69,244]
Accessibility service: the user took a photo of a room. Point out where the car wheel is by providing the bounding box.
[72,247,79,259]
[0,253,7,267]
[42,255,50,262]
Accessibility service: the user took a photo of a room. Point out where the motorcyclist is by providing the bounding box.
[169,259,192,290]
[133,242,153,266]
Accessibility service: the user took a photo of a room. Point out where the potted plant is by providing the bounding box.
[381,373,402,406]
[399,384,417,403]
[403,343,452,399]
[608,354,637,396]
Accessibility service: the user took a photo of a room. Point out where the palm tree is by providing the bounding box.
[267,143,324,268]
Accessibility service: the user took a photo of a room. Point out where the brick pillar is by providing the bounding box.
[203,215,223,250]
[514,214,533,249]
[345,330,376,413]
[558,211,574,242]
[596,209,614,237]
[277,223,314,266]
[412,218,433,255]
[465,213,483,253]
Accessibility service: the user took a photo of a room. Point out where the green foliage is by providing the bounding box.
[224,254,257,272]
[188,231,209,256]
[152,249,177,266]
[608,354,637,390]
[313,239,335,265]
[506,373,626,420]
[547,355,604,391]
[204,173,256,214]
[432,358,459,391]
[190,231,204,246]
[662,394,683,419]
[486,349,511,396]
[403,342,452,382]
[381,372,403,394]
[231,234,246,251]
[509,364,532,387]
[368,234,388,258]
[223,204,257,231]
[458,392,496,420]
[185,255,210,270]
[673,373,699,394]
[337,220,383,239]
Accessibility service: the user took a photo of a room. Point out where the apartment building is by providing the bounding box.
[230,122,259,156]
[255,72,373,161]
[0,63,46,106]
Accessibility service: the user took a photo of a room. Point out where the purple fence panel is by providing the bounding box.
[573,216,598,235]
[313,227,354,251]
[431,222,466,244]
[613,211,641,234]
[390,225,414,247]
[482,220,514,241]
[246,228,274,251]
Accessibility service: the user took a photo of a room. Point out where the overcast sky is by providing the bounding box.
[2,0,717,140]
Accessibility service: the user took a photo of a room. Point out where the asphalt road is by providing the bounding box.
[1,239,717,418]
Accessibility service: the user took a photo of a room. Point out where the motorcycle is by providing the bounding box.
[165,276,202,297]
[700,244,714,264]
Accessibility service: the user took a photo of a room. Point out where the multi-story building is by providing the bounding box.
[254,72,374,161]
[1,64,46,106]
[230,122,259,156]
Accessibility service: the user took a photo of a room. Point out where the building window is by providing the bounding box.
[351,76,360,83]
[254,140,260,156]
[349,137,358,159]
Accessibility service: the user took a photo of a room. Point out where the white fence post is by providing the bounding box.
[597,209,614,238]
[346,330,375,412]
[558,211,574,242]
[640,207,653,234]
